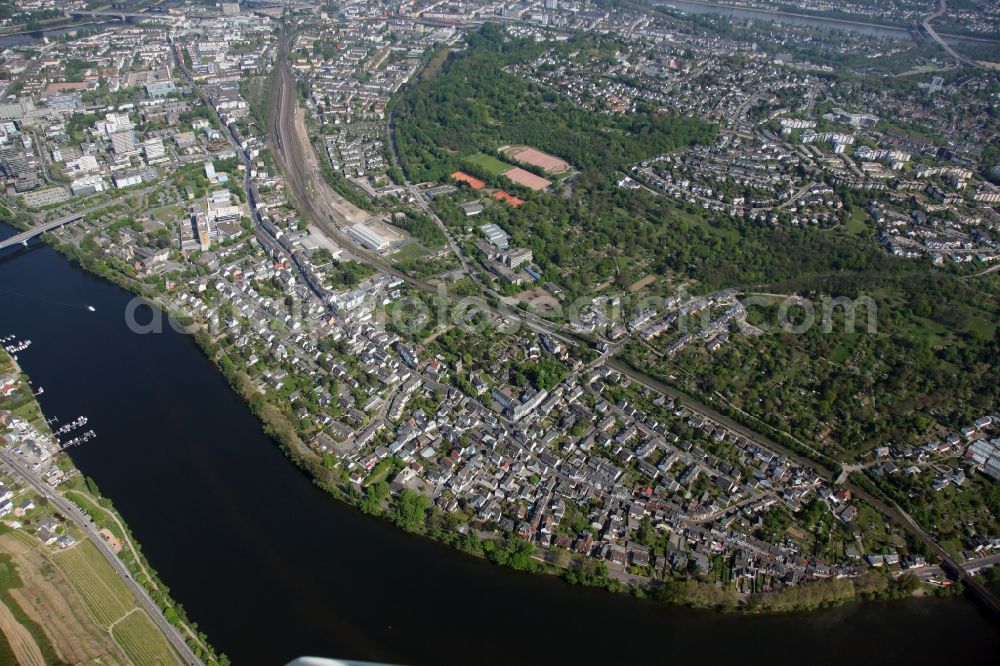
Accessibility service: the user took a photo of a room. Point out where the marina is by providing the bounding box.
[54,415,88,436]
[2,337,31,354]
[60,428,97,449]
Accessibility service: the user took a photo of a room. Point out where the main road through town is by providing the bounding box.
[0,448,202,665]
[266,30,578,346]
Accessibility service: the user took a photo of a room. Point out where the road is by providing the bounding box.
[268,22,841,489]
[609,357,1000,617]
[832,471,1000,622]
[267,19,1000,620]
[777,181,819,210]
[30,131,57,186]
[0,212,85,251]
[922,0,980,68]
[966,262,1000,279]
[901,552,1000,580]
[0,449,202,665]
[608,358,837,478]
[268,30,578,346]
[385,103,490,300]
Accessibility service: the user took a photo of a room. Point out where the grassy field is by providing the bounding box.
[111,610,180,666]
[843,208,869,236]
[465,152,512,176]
[391,242,430,263]
[63,491,128,544]
[51,541,133,628]
[149,206,184,223]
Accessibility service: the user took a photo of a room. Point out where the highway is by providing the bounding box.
[922,0,980,68]
[0,448,202,665]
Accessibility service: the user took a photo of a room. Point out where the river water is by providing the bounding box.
[0,22,121,48]
[1,229,997,664]
[652,0,993,43]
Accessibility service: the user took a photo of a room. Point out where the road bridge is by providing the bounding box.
[922,0,981,68]
[67,10,146,20]
[0,212,84,251]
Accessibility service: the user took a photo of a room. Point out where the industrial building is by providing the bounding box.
[348,223,390,251]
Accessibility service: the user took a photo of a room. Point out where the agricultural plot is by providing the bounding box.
[0,535,124,665]
[111,609,181,666]
[52,541,133,628]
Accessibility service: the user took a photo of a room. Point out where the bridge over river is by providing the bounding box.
[0,212,84,251]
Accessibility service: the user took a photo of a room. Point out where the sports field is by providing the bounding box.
[465,152,512,176]
[503,167,551,191]
[466,153,552,190]
[450,171,486,189]
[492,190,524,208]
[502,145,572,175]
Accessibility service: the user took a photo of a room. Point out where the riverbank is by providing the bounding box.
[658,0,913,31]
[0,350,225,665]
[3,226,998,664]
[650,0,1000,43]
[29,224,961,619]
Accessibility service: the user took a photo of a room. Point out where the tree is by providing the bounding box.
[361,481,389,515]
[392,490,429,531]
[460,529,481,554]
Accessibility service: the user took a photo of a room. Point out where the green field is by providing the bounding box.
[150,205,184,222]
[391,242,430,263]
[465,152,512,176]
[111,609,181,666]
[52,541,134,627]
[843,208,869,236]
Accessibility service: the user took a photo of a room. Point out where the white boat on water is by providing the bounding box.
[87,305,96,312]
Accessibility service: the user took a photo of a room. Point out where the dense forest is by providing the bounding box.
[393,24,717,183]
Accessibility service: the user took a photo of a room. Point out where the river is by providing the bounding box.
[651,0,994,43]
[0,229,997,664]
[0,22,122,47]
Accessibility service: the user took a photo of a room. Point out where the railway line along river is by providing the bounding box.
[1,226,998,664]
